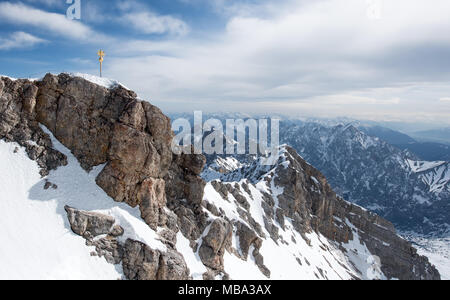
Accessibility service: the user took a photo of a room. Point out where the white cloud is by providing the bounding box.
[8,0,445,123]
[0,31,46,50]
[114,1,189,36]
[0,2,106,42]
[439,97,450,102]
[122,12,189,36]
[98,0,450,124]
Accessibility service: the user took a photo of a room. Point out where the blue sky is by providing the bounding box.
[0,0,234,76]
[1,0,450,125]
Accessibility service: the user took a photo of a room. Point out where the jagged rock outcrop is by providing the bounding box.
[275,147,440,280]
[122,239,190,280]
[3,73,205,234]
[0,74,441,280]
[203,146,441,280]
[165,147,209,242]
[64,205,116,237]
[2,73,205,233]
[165,149,207,206]
[0,77,67,176]
[64,206,190,279]
[234,222,270,277]
[199,218,232,270]
[1,74,204,280]
[34,74,178,231]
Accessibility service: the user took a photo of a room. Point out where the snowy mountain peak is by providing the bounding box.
[0,74,441,280]
[279,121,449,234]
[201,145,439,279]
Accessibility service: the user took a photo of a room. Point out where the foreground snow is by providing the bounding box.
[407,235,450,280]
[0,127,163,279]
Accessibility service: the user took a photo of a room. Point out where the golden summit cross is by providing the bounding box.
[97,49,105,77]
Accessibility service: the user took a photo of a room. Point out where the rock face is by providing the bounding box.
[1,74,204,280]
[203,146,441,280]
[0,77,67,176]
[199,219,232,270]
[35,74,178,231]
[122,240,190,280]
[275,147,440,280]
[0,74,441,280]
[165,148,209,243]
[1,73,203,232]
[64,206,190,279]
[64,205,115,237]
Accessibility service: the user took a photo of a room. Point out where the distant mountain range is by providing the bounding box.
[169,113,449,235]
[169,113,450,161]
[358,125,450,161]
[410,128,450,145]
[278,122,449,235]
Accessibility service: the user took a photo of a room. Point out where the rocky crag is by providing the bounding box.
[0,74,440,280]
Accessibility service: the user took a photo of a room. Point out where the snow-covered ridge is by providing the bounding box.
[199,144,435,279]
[70,73,130,90]
[2,73,129,91]
[201,151,386,279]
[407,160,447,173]
[0,75,17,81]
[403,159,450,194]
[211,156,243,173]
[202,145,290,183]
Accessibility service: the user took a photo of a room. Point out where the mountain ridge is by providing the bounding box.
[278,121,450,235]
[0,74,440,280]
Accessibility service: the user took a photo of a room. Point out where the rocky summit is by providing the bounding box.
[0,74,440,280]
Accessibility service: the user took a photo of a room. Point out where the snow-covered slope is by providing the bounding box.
[200,146,439,280]
[0,134,383,280]
[202,156,245,182]
[407,160,450,194]
[202,170,384,280]
[1,131,433,279]
[0,128,164,279]
[405,234,450,280]
[0,140,120,279]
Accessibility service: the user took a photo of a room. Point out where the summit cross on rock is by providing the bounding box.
[97,50,105,77]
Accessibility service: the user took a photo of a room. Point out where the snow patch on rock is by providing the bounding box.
[71,73,129,90]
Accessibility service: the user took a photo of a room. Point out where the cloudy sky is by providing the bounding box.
[1,0,450,125]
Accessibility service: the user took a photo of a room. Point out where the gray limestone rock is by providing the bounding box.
[199,219,232,270]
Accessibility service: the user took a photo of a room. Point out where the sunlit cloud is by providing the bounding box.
[0,31,46,50]
[0,2,107,42]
